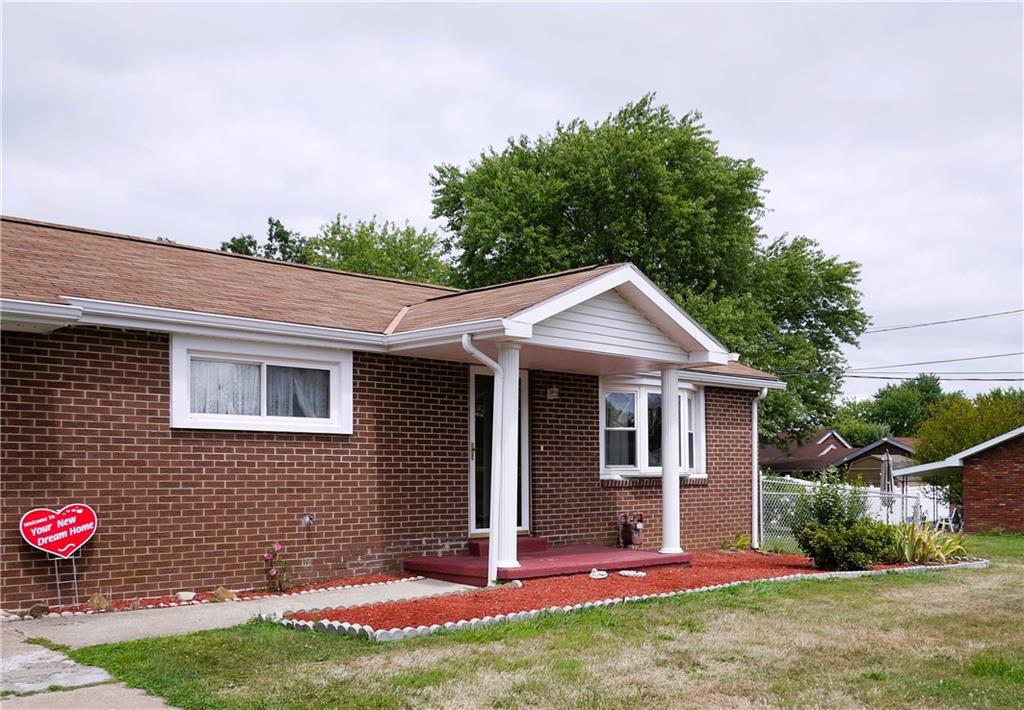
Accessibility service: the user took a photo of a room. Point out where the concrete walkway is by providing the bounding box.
[12,577,470,648]
[1,626,168,708]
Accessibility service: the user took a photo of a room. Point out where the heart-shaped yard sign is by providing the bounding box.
[19,504,98,558]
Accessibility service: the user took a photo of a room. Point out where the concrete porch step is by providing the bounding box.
[467,536,548,557]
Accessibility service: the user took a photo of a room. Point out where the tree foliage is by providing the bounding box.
[915,388,1024,463]
[221,216,453,285]
[914,388,1024,506]
[432,95,868,437]
[830,375,952,444]
[833,398,891,448]
[869,375,946,437]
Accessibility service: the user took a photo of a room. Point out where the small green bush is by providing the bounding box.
[789,473,899,571]
[720,532,752,551]
[797,518,898,571]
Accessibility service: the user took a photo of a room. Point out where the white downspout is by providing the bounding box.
[751,388,767,549]
[461,334,503,585]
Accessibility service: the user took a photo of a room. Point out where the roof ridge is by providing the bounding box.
[417,262,625,304]
[0,215,461,294]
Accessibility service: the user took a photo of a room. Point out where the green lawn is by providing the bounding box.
[66,534,1024,709]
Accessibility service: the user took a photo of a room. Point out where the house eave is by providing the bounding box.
[0,299,83,333]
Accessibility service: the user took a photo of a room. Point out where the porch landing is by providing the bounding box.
[403,541,692,587]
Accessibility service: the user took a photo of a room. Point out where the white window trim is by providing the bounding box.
[601,388,641,471]
[599,377,706,480]
[171,335,353,434]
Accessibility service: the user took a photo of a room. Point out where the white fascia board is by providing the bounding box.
[892,460,960,478]
[679,370,787,391]
[62,297,387,351]
[817,430,852,448]
[384,318,532,351]
[0,298,82,332]
[510,264,731,362]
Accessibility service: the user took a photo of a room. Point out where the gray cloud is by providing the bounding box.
[4,2,1021,399]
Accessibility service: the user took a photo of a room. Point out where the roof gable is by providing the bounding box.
[530,288,688,362]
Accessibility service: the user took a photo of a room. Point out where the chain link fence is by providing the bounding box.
[758,475,921,553]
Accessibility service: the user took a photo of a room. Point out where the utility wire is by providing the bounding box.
[863,308,1024,334]
[843,375,1024,382]
[846,352,1024,371]
[847,370,1024,375]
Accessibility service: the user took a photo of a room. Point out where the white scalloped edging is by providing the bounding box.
[0,575,426,622]
[267,559,990,642]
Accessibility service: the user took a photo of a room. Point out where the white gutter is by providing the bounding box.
[460,334,503,586]
[752,388,768,549]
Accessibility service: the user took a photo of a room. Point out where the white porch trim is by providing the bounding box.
[660,367,683,554]
[496,344,522,569]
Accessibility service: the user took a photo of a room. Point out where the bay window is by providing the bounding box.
[171,335,352,433]
[600,378,705,478]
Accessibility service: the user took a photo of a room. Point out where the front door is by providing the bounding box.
[469,368,529,534]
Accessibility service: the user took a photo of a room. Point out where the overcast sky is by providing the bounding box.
[4,2,1022,400]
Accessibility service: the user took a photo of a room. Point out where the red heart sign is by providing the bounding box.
[19,504,98,559]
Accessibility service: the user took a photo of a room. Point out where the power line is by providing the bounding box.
[847,352,1024,371]
[843,375,1024,382]
[849,370,1024,375]
[863,308,1024,334]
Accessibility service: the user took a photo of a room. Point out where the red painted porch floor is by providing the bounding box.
[403,544,692,586]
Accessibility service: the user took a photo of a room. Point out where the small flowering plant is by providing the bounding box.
[263,542,292,592]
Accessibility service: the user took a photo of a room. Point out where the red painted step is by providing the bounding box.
[467,536,548,557]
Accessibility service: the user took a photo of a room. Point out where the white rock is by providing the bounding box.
[60,611,74,617]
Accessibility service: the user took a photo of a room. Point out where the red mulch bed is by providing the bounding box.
[289,551,866,630]
[46,572,414,615]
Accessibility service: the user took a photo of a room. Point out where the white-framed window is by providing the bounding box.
[170,335,352,434]
[599,377,705,479]
[603,390,639,467]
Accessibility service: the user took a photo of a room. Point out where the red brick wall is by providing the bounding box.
[529,371,756,551]
[1,327,469,607]
[1,327,758,607]
[962,435,1023,533]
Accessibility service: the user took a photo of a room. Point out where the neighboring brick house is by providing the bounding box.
[0,217,784,606]
[895,426,1024,533]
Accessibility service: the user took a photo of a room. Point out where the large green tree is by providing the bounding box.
[221,216,453,285]
[868,374,947,437]
[432,95,868,437]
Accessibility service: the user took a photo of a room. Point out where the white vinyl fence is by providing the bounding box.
[757,475,951,553]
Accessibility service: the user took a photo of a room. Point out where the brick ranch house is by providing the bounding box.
[0,217,783,606]
[895,426,1024,533]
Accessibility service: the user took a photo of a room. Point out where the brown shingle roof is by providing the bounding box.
[392,264,623,332]
[0,217,455,333]
[760,429,855,471]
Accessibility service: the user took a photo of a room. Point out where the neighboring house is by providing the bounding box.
[759,429,854,476]
[895,426,1024,533]
[0,217,784,605]
[831,436,918,486]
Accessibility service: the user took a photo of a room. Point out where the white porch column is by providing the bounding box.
[660,366,683,554]
[495,343,521,568]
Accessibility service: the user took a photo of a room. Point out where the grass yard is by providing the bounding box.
[66,534,1024,709]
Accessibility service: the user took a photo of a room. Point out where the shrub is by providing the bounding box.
[893,523,968,564]
[789,474,898,570]
[797,518,898,571]
[721,532,752,551]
